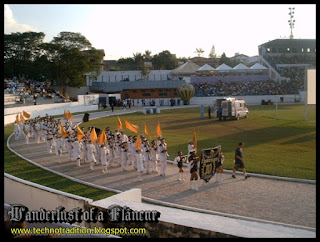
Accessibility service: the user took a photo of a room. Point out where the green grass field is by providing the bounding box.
[79,104,316,180]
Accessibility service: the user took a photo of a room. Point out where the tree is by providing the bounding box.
[195,48,205,57]
[208,45,216,58]
[4,31,45,79]
[152,50,178,70]
[41,32,104,94]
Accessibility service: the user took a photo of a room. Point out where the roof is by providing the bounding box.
[233,63,249,70]
[215,63,233,71]
[197,64,215,72]
[259,38,316,48]
[171,61,201,75]
[250,63,268,70]
[91,80,186,93]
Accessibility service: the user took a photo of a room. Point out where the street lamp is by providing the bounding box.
[288,7,295,39]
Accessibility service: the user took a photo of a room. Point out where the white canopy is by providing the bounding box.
[171,60,201,75]
[197,64,215,72]
[233,63,249,70]
[250,63,268,70]
[215,63,233,71]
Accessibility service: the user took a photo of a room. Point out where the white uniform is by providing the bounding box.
[150,145,158,173]
[130,141,137,169]
[55,137,63,162]
[100,146,109,173]
[80,140,87,162]
[72,140,82,167]
[143,144,151,174]
[120,146,129,171]
[14,122,20,141]
[87,143,97,170]
[23,124,31,144]
[46,133,53,153]
[66,138,73,161]
[135,151,145,181]
[34,123,41,144]
[158,142,168,176]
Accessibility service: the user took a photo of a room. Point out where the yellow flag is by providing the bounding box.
[135,134,142,150]
[98,130,107,144]
[193,128,197,153]
[90,128,98,143]
[117,116,123,130]
[155,121,162,138]
[20,113,26,123]
[124,120,139,133]
[77,126,85,142]
[23,111,31,119]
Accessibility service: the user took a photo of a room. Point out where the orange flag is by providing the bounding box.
[20,113,26,123]
[155,121,162,138]
[23,111,31,119]
[144,123,151,139]
[98,130,107,144]
[135,134,142,150]
[77,126,85,142]
[67,110,73,119]
[16,114,20,124]
[124,120,139,133]
[117,116,123,130]
[64,110,69,119]
[59,124,68,138]
[193,128,198,153]
[90,128,98,143]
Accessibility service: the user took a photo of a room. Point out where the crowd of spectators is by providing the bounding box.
[4,78,68,106]
[193,79,286,97]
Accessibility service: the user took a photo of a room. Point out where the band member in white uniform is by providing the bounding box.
[100,143,109,173]
[87,140,97,170]
[135,148,145,181]
[66,136,73,161]
[72,138,82,167]
[120,142,129,171]
[158,138,168,176]
[46,131,54,154]
[150,140,158,173]
[55,134,63,163]
[142,140,151,174]
[34,121,41,144]
[23,121,31,144]
[14,120,21,141]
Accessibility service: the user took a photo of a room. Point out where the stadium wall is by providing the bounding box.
[190,94,301,106]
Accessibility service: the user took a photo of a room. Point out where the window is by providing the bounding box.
[307,48,311,53]
[142,93,151,96]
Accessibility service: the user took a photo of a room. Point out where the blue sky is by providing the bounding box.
[4,4,316,60]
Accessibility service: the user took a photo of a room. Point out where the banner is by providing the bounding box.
[199,146,220,183]
[117,116,123,130]
[90,128,98,143]
[98,130,107,144]
[23,111,31,119]
[77,126,85,142]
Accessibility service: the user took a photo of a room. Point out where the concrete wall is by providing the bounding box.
[190,94,301,106]
[4,173,92,227]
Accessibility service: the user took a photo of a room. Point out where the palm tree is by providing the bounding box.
[195,48,205,57]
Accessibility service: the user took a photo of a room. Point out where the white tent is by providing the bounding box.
[233,63,250,70]
[171,60,201,75]
[197,64,215,72]
[250,63,268,70]
[215,63,233,71]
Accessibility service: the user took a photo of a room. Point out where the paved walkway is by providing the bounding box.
[8,107,316,229]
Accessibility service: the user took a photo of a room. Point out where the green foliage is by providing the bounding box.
[152,50,178,70]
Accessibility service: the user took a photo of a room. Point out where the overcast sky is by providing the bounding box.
[4,4,316,60]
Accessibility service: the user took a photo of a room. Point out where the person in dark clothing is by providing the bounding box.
[232,142,250,179]
[208,106,211,119]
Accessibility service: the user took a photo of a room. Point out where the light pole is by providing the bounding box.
[288,7,295,39]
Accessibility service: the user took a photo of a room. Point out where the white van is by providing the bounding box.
[221,98,248,120]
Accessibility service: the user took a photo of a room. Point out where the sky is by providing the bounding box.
[4,4,316,60]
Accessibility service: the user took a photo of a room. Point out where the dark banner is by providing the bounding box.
[199,146,220,183]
